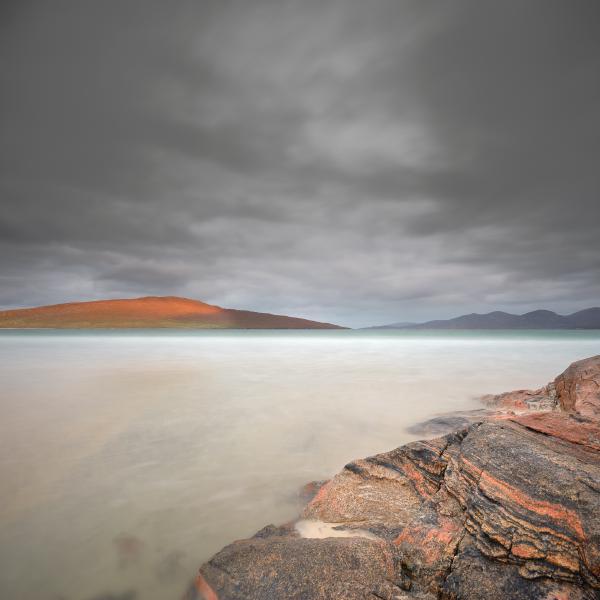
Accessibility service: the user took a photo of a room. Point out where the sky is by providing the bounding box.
[1,1,599,327]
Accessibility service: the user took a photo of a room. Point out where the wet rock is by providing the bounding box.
[298,480,328,504]
[406,411,490,437]
[192,355,600,599]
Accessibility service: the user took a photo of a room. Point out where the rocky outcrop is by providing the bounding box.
[555,357,600,418]
[189,355,600,599]
[481,383,557,414]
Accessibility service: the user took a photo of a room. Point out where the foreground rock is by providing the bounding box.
[190,356,600,599]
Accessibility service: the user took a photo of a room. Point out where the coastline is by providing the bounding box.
[189,355,600,599]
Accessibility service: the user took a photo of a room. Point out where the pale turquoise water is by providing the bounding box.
[0,330,599,600]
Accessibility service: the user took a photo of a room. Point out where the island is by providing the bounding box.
[0,296,345,329]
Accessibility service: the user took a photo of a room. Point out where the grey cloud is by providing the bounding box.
[0,0,599,326]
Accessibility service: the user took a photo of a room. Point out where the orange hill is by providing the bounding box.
[0,296,345,329]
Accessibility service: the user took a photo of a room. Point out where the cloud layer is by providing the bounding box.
[1,0,599,326]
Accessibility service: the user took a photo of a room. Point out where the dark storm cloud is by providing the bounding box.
[1,0,599,326]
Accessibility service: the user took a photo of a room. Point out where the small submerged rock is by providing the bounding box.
[113,534,144,569]
[405,412,486,437]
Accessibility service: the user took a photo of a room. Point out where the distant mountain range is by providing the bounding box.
[370,321,416,329]
[370,308,600,330]
[0,296,345,329]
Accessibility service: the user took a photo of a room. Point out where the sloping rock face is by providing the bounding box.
[555,357,600,418]
[190,356,600,599]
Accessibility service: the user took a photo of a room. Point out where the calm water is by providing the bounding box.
[1,329,599,600]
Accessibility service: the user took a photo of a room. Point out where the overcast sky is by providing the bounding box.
[1,1,599,327]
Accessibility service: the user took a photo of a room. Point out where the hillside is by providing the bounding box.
[371,307,600,329]
[0,296,345,329]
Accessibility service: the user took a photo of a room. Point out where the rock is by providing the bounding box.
[482,354,600,419]
[441,535,598,600]
[198,534,403,600]
[113,533,144,569]
[443,419,600,589]
[555,355,600,418]
[191,355,600,599]
[406,413,487,437]
[298,480,329,504]
[481,384,557,413]
[513,411,600,451]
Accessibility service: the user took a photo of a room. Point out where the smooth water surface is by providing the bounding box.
[1,330,599,600]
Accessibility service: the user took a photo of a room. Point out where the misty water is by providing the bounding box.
[1,330,599,600]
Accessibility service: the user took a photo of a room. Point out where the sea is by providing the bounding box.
[1,329,599,600]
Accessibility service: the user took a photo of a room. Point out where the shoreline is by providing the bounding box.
[189,355,600,599]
